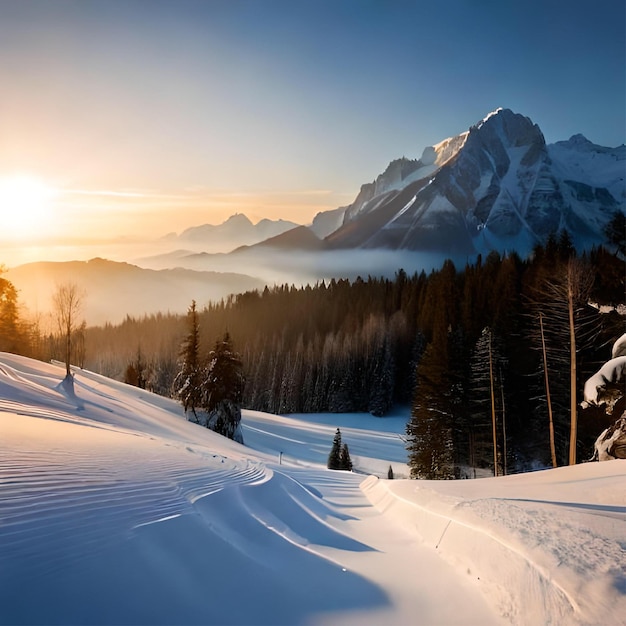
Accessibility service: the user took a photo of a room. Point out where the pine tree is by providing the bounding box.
[174,301,203,422]
[327,428,342,469]
[202,332,245,442]
[407,284,459,480]
[0,273,25,353]
[387,465,394,479]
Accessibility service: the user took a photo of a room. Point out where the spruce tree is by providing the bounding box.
[174,301,203,422]
[202,332,245,442]
[407,316,458,479]
[327,428,342,469]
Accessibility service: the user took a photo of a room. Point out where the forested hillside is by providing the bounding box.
[78,237,625,475]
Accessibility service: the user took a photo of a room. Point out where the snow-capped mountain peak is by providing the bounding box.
[475,106,504,129]
[324,108,624,255]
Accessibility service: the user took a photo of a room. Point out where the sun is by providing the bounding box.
[0,174,57,240]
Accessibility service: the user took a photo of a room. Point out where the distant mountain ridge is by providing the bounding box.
[164,213,299,252]
[320,108,625,255]
[145,108,623,274]
[7,258,264,325]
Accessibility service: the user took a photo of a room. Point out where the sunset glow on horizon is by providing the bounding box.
[0,174,58,240]
[0,0,623,260]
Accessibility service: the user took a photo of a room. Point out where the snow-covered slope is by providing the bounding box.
[1,353,624,625]
[325,108,625,255]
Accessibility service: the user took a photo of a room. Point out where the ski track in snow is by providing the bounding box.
[0,353,624,625]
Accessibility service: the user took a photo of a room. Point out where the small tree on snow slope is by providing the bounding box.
[327,428,352,470]
[328,428,343,469]
[52,282,85,380]
[202,332,245,442]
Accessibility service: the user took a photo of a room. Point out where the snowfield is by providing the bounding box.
[0,354,624,625]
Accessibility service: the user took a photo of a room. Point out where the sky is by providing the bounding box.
[0,0,624,248]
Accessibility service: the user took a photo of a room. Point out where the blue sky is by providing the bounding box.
[0,0,624,238]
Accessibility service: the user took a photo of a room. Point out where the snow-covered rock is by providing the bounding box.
[593,416,626,461]
[581,356,626,411]
[582,334,626,462]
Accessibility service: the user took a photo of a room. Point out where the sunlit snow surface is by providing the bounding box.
[0,354,624,625]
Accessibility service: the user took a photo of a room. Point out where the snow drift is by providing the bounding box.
[0,353,624,625]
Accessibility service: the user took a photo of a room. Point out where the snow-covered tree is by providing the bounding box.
[582,333,626,461]
[327,428,353,470]
[202,332,245,442]
[327,428,343,470]
[174,301,203,422]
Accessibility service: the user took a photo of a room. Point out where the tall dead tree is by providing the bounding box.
[489,331,498,476]
[539,312,557,468]
[531,257,595,465]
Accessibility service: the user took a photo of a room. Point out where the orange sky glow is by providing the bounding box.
[0,1,623,268]
[0,179,350,243]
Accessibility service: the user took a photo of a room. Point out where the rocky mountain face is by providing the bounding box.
[323,108,625,255]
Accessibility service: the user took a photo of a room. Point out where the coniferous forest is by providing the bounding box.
[22,239,622,478]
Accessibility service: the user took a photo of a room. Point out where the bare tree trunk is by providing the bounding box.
[540,312,557,468]
[489,332,498,477]
[52,282,84,379]
[567,263,577,465]
[65,322,71,377]
[500,365,507,476]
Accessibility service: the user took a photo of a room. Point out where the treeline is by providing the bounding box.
[0,271,88,368]
[0,270,49,358]
[80,238,624,476]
